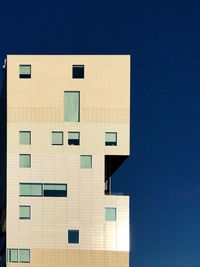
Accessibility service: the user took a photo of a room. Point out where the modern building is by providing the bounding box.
[0,55,130,267]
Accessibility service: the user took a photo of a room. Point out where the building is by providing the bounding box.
[0,55,130,267]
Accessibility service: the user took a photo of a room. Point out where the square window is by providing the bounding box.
[80,155,92,169]
[19,65,31,78]
[72,65,84,79]
[105,207,117,221]
[19,154,31,168]
[19,249,30,263]
[52,131,63,145]
[105,132,117,146]
[8,249,18,262]
[19,131,31,145]
[19,206,31,219]
[68,230,79,244]
[68,132,80,145]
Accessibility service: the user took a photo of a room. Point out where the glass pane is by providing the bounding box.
[52,132,63,145]
[20,65,31,75]
[72,65,84,79]
[9,249,18,262]
[68,230,79,244]
[105,132,117,142]
[80,155,92,169]
[43,184,67,197]
[105,208,117,221]
[19,206,30,219]
[19,154,31,168]
[31,184,42,196]
[20,131,31,145]
[68,132,79,139]
[20,184,31,196]
[64,92,80,122]
[19,249,30,263]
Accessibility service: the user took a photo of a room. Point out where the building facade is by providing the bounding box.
[1,55,130,266]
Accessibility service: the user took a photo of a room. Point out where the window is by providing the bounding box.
[20,183,43,197]
[7,249,18,262]
[19,65,31,78]
[68,132,80,145]
[68,230,79,244]
[43,184,67,197]
[19,206,31,219]
[19,183,67,197]
[105,132,117,146]
[80,155,92,169]
[72,65,84,79]
[52,131,63,145]
[19,249,30,263]
[19,131,31,145]
[105,207,117,221]
[19,154,31,168]
[64,91,80,122]
[7,249,30,263]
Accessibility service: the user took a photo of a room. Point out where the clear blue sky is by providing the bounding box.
[1,1,200,266]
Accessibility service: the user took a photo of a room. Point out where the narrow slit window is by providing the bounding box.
[64,91,80,122]
[68,132,80,145]
[19,65,31,78]
[105,132,117,146]
[72,65,84,79]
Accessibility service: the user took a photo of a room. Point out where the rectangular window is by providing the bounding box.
[19,249,30,263]
[80,155,92,169]
[19,65,31,78]
[20,183,43,197]
[19,131,31,145]
[68,230,79,244]
[19,206,31,219]
[7,249,18,262]
[52,131,63,145]
[64,91,80,122]
[105,207,117,221]
[105,132,117,146]
[19,154,31,168]
[68,132,80,145]
[72,65,84,79]
[19,183,67,197]
[43,184,67,197]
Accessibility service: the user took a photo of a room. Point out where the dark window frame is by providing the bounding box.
[19,65,31,79]
[72,65,84,79]
[105,132,117,146]
[68,131,80,146]
[19,131,31,145]
[51,131,64,146]
[68,230,80,244]
[19,205,31,220]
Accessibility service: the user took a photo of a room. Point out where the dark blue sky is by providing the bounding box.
[1,0,200,266]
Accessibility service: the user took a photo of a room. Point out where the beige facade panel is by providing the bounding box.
[8,122,129,155]
[7,249,129,267]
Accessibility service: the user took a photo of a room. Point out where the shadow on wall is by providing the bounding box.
[0,67,7,267]
[105,155,129,195]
